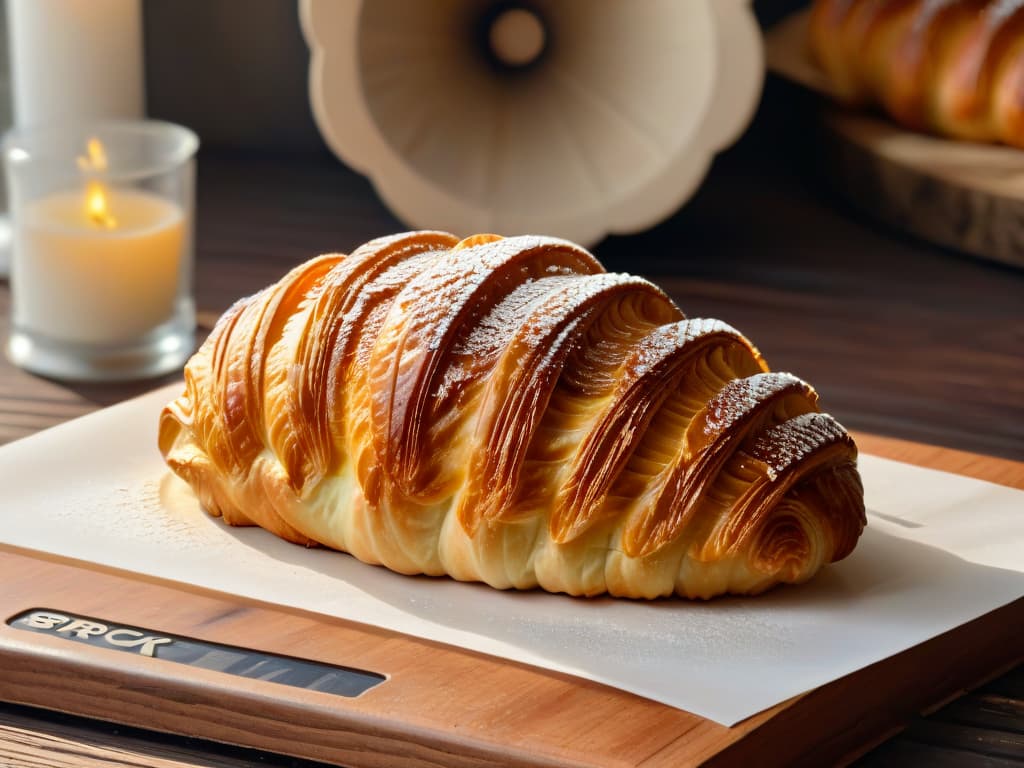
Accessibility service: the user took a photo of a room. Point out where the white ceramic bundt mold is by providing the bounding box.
[300,0,763,247]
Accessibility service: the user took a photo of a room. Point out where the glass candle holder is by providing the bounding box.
[4,120,198,381]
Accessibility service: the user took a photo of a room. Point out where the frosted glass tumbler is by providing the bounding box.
[4,120,198,381]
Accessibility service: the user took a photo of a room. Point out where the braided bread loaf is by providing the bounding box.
[159,232,865,599]
[808,0,1024,147]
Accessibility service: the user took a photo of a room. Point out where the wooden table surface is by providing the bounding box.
[0,80,1021,766]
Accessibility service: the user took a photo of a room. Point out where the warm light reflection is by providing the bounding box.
[77,137,109,172]
[85,180,117,229]
[78,138,116,228]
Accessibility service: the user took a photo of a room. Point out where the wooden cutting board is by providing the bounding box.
[766,8,1024,271]
[0,433,1021,768]
[819,109,1024,270]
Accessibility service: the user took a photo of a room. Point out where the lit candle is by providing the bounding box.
[2,0,145,281]
[13,184,185,345]
[5,121,197,381]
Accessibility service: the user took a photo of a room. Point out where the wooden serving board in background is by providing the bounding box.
[0,435,1021,768]
[819,110,1024,271]
[766,9,1024,271]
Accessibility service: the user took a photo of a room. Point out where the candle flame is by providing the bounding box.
[86,181,117,229]
[77,138,109,172]
[78,138,116,228]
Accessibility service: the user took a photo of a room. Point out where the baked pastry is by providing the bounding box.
[160,232,865,599]
[808,0,1024,147]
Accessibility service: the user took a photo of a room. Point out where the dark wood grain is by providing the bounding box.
[0,704,332,768]
[984,667,1024,701]
[936,694,1024,734]
[853,740,1024,768]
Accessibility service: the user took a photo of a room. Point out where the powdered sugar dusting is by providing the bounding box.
[990,0,1023,25]
[628,318,739,380]
[701,372,808,436]
[527,273,651,340]
[748,412,850,480]
[415,236,595,352]
[435,278,559,399]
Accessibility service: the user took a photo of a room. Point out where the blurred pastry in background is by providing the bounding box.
[808,0,1024,147]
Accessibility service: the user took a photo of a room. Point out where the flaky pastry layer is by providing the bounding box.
[160,232,866,598]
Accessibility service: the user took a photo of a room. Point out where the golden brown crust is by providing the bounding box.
[160,232,866,599]
[808,0,1024,147]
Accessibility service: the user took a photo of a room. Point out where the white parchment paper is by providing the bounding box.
[1,385,1021,726]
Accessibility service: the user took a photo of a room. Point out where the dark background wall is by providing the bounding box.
[143,0,322,153]
[142,0,810,155]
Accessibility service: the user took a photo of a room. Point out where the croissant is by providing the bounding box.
[808,0,1024,148]
[159,232,865,599]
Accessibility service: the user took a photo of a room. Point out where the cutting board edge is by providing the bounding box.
[0,433,1021,768]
